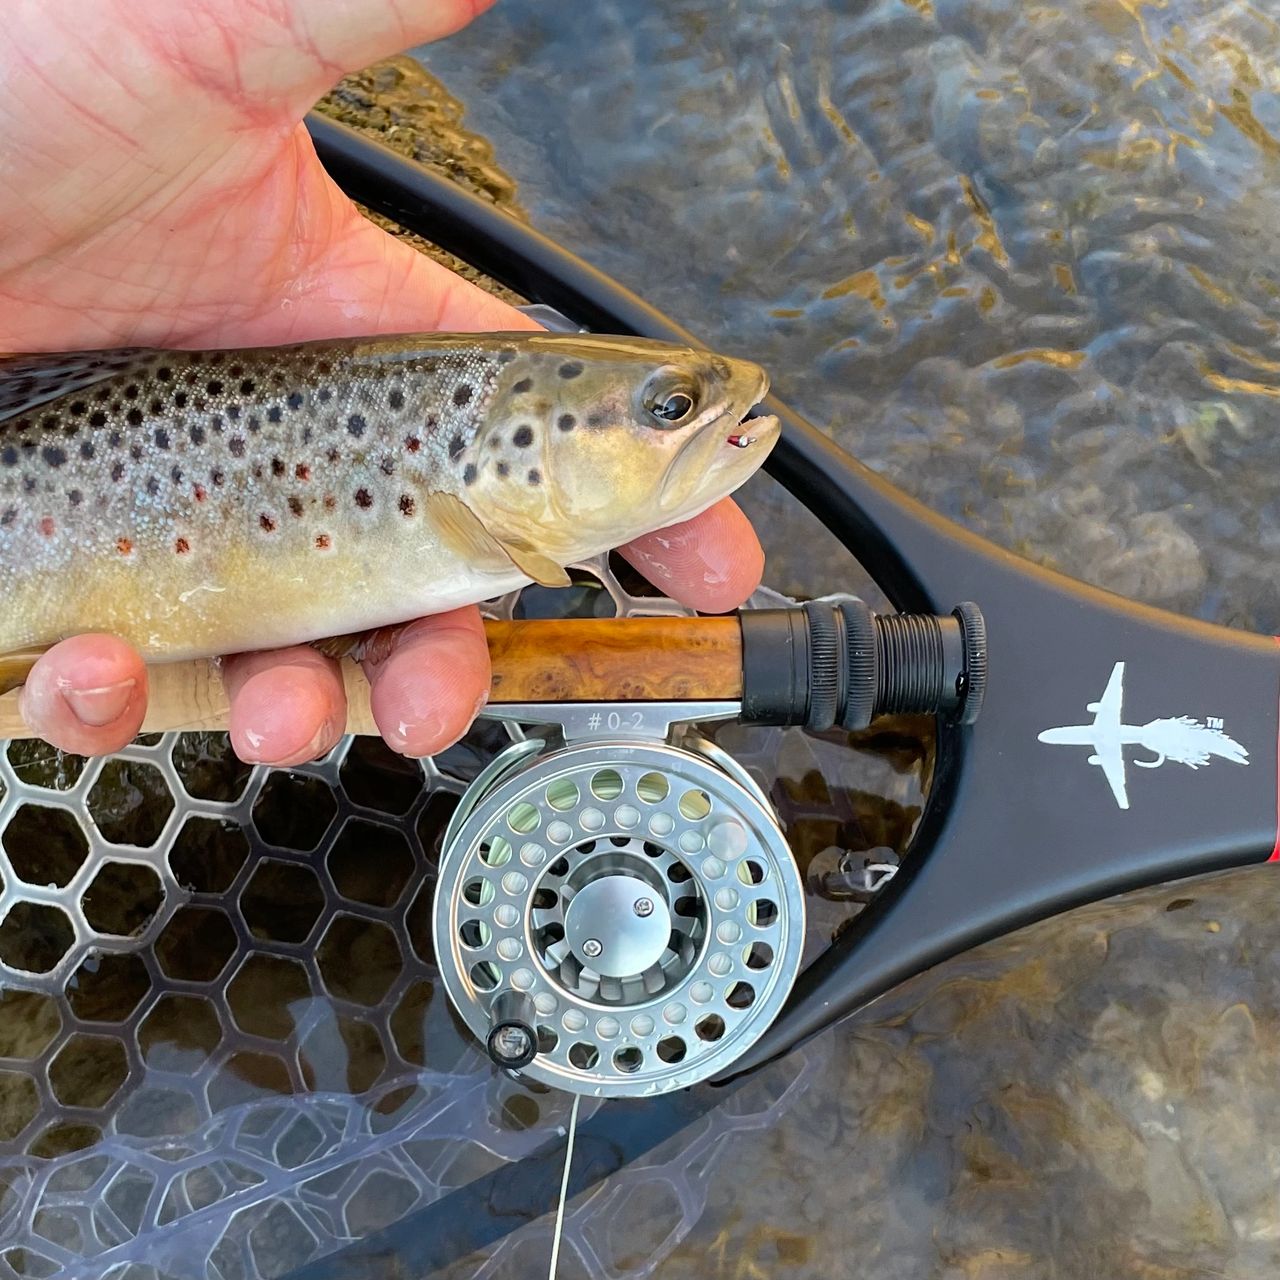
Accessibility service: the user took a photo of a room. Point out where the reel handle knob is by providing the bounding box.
[739,600,987,730]
[485,990,539,1070]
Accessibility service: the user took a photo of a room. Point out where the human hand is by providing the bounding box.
[1,0,766,763]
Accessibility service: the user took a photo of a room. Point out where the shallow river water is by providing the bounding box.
[4,1,1280,1277]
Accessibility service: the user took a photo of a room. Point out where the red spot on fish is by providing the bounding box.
[295,463,310,481]
[175,537,190,554]
[193,483,206,502]
[405,436,421,453]
[323,494,336,510]
[315,533,331,550]
[117,537,132,555]
[38,516,55,537]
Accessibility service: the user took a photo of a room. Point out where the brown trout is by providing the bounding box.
[0,333,777,674]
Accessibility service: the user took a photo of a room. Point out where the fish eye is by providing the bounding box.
[642,370,700,428]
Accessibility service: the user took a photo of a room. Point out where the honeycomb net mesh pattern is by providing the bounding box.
[0,560,865,1280]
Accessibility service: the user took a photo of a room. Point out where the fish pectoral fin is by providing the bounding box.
[501,540,572,589]
[425,491,518,574]
[427,491,571,588]
[0,646,50,695]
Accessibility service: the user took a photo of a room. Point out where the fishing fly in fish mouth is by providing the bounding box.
[0,0,774,766]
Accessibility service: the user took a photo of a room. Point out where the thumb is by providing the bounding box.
[210,0,499,112]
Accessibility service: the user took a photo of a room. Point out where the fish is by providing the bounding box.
[0,332,778,685]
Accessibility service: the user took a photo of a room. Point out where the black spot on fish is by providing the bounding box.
[558,362,583,380]
[69,401,86,416]
[498,348,517,364]
[207,379,223,396]
[108,430,122,448]
[246,416,259,433]
[587,411,607,429]
[240,379,255,395]
[68,489,82,506]
[513,425,534,448]
[229,438,245,457]
[488,437,502,451]
[448,433,465,459]
[252,465,263,480]
[146,476,160,496]
[209,353,225,366]
[271,457,285,477]
[157,367,172,382]
[380,457,395,476]
[41,446,66,468]
[288,496,304,518]
[399,494,415,516]
[229,364,244,377]
[425,414,438,432]
[512,377,533,394]
[496,462,509,478]
[326,447,340,464]
[389,389,404,410]
[124,383,139,399]
[302,427,313,444]
[527,468,542,485]
[174,391,188,409]
[79,442,94,460]
[110,462,125,482]
[348,414,366,438]
[148,397,162,414]
[154,428,170,450]
[1,448,17,467]
[126,408,143,427]
[89,410,107,428]
[287,392,304,411]
[557,414,576,432]
[190,424,205,445]
[463,463,477,486]
[0,508,14,526]
[267,406,282,424]
[130,445,143,462]
[227,404,241,420]
[212,468,225,486]
[355,488,373,509]
[170,466,183,484]
[453,385,473,408]
[318,388,331,404]
[260,514,276,532]
[21,477,35,493]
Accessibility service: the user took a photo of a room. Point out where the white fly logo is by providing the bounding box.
[1037,661,1249,810]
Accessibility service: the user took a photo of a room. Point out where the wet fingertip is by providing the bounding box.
[229,667,339,766]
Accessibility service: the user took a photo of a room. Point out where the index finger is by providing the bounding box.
[618,497,764,614]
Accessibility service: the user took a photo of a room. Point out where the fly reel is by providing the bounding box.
[434,717,804,1096]
[431,598,987,1097]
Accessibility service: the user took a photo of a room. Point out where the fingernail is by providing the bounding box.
[62,678,137,727]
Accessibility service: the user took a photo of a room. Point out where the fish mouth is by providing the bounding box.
[658,401,780,514]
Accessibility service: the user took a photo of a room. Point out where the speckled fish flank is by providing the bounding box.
[0,333,777,663]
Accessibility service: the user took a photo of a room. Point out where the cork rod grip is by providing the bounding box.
[0,617,745,740]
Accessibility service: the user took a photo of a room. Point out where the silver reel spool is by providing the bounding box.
[432,703,806,1097]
